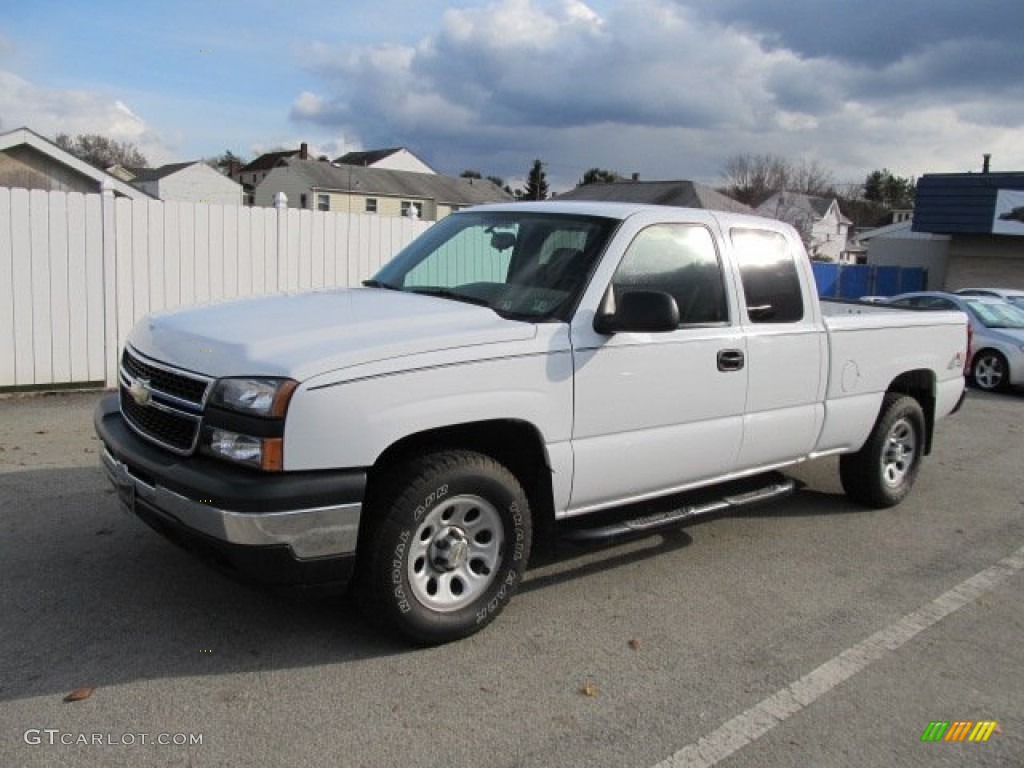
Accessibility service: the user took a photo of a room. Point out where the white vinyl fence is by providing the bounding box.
[0,187,430,390]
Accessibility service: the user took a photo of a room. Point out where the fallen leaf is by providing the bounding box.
[628,637,642,650]
[579,681,598,697]
[993,723,1003,735]
[64,687,95,703]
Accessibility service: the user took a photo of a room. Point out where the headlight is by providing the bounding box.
[209,378,297,417]
[209,429,284,471]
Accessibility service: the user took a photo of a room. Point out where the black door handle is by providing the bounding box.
[717,349,745,372]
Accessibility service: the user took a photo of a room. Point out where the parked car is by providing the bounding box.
[955,287,1024,309]
[886,291,1024,391]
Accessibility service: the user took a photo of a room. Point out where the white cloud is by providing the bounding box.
[289,0,1022,187]
[0,69,177,164]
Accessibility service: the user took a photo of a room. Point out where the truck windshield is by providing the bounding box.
[367,211,620,321]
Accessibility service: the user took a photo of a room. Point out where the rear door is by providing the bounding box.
[728,227,826,470]
[569,220,747,513]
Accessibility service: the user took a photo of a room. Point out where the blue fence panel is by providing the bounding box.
[811,262,840,298]
[839,265,871,299]
[899,267,926,293]
[873,266,901,296]
[812,263,928,299]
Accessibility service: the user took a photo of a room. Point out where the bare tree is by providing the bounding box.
[55,133,148,169]
[720,154,834,207]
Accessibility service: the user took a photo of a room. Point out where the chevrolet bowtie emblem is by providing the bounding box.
[129,377,152,406]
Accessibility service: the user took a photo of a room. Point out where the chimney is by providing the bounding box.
[300,142,308,160]
[982,154,991,174]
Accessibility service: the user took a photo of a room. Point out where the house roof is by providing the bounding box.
[913,171,1024,235]
[555,180,754,214]
[122,161,197,182]
[274,159,512,205]
[756,191,852,225]
[0,126,151,199]
[334,148,404,166]
[854,219,949,242]
[240,149,301,173]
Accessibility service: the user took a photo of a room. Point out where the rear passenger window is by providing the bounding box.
[612,224,727,325]
[730,228,805,323]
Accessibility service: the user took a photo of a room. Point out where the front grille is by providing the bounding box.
[119,347,211,455]
[122,349,208,405]
[120,385,201,453]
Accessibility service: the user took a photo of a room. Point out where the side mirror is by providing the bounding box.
[490,231,516,251]
[594,289,680,334]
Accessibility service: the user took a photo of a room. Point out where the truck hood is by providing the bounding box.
[127,288,537,381]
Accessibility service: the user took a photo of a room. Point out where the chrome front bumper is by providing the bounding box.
[100,446,362,560]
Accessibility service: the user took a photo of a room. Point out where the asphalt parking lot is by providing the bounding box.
[0,388,1021,768]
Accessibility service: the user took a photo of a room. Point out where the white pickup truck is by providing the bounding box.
[95,201,968,643]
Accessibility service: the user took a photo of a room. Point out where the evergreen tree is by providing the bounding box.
[521,159,549,201]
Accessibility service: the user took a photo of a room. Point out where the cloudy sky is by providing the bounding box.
[0,0,1020,192]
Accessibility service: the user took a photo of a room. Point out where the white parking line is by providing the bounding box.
[653,544,1024,768]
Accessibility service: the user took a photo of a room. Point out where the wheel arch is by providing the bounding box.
[885,369,935,454]
[362,419,555,538]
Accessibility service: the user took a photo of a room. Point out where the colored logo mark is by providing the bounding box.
[921,721,998,742]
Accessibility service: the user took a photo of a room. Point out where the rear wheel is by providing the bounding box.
[971,350,1008,391]
[360,450,531,644]
[840,393,925,508]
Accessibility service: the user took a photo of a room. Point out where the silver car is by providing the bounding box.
[886,292,1024,391]
[955,287,1024,309]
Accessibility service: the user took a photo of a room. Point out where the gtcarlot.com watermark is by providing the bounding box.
[24,729,203,747]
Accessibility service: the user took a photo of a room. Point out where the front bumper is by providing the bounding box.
[94,393,366,586]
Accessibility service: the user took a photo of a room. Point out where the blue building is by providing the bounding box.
[913,158,1024,288]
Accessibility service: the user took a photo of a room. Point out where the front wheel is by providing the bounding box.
[840,393,925,508]
[360,450,532,644]
[971,350,1009,391]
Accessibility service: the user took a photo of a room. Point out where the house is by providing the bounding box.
[912,159,1024,289]
[334,147,435,174]
[112,161,242,205]
[556,179,754,214]
[755,192,851,261]
[852,218,950,289]
[0,126,149,199]
[252,158,512,220]
[232,145,308,205]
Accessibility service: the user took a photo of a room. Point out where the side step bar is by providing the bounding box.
[560,475,797,543]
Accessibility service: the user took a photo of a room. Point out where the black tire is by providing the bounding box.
[360,450,532,644]
[970,349,1009,392]
[840,393,925,509]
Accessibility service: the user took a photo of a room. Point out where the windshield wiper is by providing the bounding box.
[362,279,401,290]
[406,286,493,307]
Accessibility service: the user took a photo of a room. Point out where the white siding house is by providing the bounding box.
[120,162,242,205]
[334,147,435,174]
[0,126,149,199]
[756,192,851,261]
[253,158,511,220]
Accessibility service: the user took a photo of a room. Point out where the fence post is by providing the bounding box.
[275,192,288,290]
[100,179,118,389]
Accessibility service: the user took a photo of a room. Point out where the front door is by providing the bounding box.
[569,222,748,514]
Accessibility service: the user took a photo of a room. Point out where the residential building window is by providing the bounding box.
[401,200,423,219]
[317,194,330,211]
[365,198,378,214]
[300,193,308,209]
